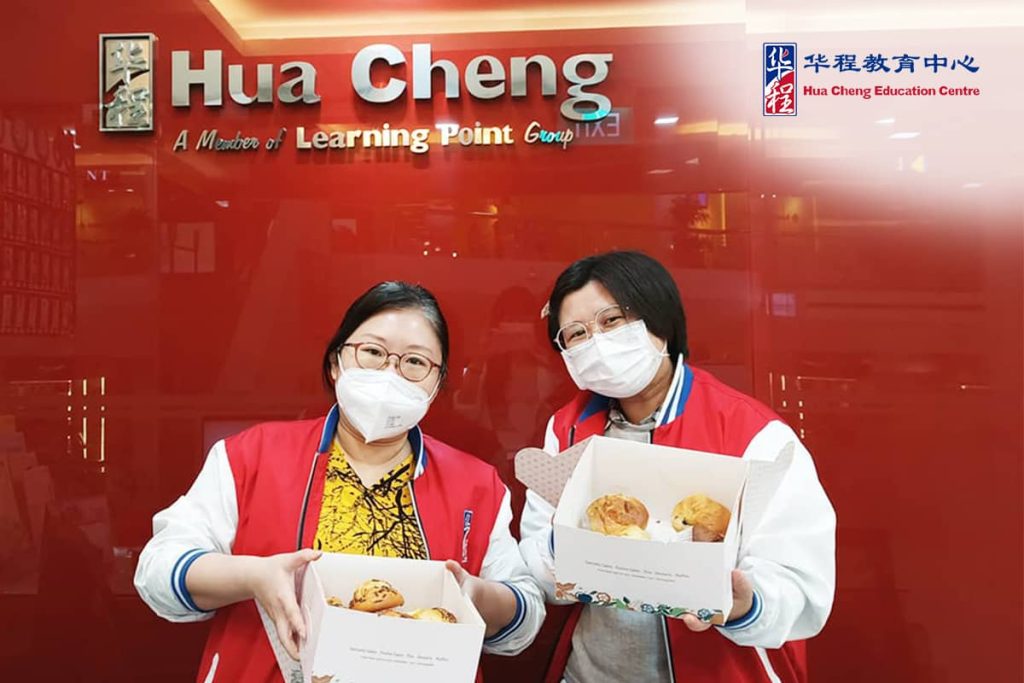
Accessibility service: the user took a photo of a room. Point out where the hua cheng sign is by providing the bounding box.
[100,33,614,154]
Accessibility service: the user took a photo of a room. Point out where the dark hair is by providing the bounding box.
[321,281,450,391]
[546,251,689,360]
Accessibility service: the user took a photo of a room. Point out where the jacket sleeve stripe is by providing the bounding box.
[483,582,526,645]
[168,548,195,609]
[170,548,212,613]
[721,589,763,631]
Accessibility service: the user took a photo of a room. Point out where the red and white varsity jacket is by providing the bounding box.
[519,361,836,683]
[135,405,545,682]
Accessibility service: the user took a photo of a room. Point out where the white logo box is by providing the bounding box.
[516,436,792,623]
[261,553,486,683]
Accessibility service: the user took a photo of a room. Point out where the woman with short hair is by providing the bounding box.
[520,251,835,683]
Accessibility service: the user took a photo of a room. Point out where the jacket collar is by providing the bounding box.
[655,357,693,427]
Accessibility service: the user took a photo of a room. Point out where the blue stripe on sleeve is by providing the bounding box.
[171,548,214,613]
[721,589,762,630]
[169,548,197,609]
[484,582,526,644]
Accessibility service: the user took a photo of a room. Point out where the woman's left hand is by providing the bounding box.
[445,560,485,605]
[681,569,753,632]
[445,560,518,638]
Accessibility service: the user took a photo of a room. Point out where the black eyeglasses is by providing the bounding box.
[341,342,441,383]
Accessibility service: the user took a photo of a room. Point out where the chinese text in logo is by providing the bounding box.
[99,33,155,132]
[764,43,797,116]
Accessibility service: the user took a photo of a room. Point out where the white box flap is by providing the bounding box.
[738,441,795,546]
[257,600,303,683]
[256,558,324,683]
[300,560,327,680]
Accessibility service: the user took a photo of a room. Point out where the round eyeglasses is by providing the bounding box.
[554,305,633,351]
[341,342,441,383]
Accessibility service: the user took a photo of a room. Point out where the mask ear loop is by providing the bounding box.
[424,371,442,402]
[625,318,670,358]
[628,319,671,358]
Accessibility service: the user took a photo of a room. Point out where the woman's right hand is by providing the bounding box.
[243,549,322,660]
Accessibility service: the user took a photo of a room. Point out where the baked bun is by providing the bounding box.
[586,494,649,536]
[377,609,412,619]
[614,524,651,540]
[348,579,405,612]
[671,494,731,542]
[410,607,458,624]
[326,596,345,608]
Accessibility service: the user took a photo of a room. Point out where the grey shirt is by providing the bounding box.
[564,404,673,683]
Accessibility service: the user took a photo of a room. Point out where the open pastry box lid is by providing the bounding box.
[514,436,793,622]
[260,554,485,683]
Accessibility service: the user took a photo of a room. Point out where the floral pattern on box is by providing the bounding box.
[554,582,725,624]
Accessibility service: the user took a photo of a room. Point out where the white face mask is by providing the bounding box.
[334,360,436,443]
[561,320,668,398]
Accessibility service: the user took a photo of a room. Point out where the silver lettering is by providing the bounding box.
[277,62,320,103]
[228,63,274,105]
[412,43,459,99]
[351,44,406,103]
[561,53,613,121]
[465,56,505,99]
[311,131,329,149]
[509,55,557,97]
[172,129,188,151]
[196,129,218,149]
[172,50,222,107]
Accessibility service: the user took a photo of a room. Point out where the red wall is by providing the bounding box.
[1,1,1022,681]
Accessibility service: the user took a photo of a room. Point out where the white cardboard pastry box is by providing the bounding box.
[515,435,793,625]
[260,553,486,683]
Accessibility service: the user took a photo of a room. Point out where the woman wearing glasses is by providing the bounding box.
[135,281,544,682]
[519,252,835,683]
